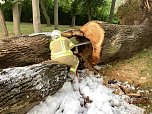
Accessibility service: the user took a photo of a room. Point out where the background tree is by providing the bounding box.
[70,0,78,27]
[80,0,106,21]
[87,0,92,21]
[109,0,116,23]
[18,0,23,19]
[59,0,81,27]
[1,0,115,26]
[54,0,58,30]
[12,0,21,35]
[0,1,8,37]
[40,0,51,26]
[32,0,41,33]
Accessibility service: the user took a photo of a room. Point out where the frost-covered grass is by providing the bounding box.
[27,69,144,114]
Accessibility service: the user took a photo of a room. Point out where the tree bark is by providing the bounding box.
[0,63,68,113]
[71,15,76,27]
[32,0,41,33]
[54,0,58,30]
[0,7,8,37]
[0,35,50,69]
[0,20,152,69]
[12,2,21,35]
[87,0,92,21]
[99,20,152,62]
[19,3,22,20]
[40,0,51,26]
[62,20,152,67]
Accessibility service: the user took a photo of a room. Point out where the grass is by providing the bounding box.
[0,21,79,37]
[103,46,152,113]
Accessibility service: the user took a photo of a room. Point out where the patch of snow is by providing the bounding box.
[35,82,43,90]
[0,64,42,82]
[0,64,48,91]
[93,65,102,71]
[29,32,52,37]
[27,70,144,114]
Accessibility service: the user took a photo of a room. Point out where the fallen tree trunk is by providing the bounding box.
[0,63,68,113]
[0,35,50,69]
[0,20,152,69]
[62,19,152,67]
[97,20,152,62]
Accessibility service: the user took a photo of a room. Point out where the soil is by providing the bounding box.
[97,46,152,113]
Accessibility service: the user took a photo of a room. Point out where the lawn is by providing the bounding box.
[0,21,79,37]
[102,46,152,113]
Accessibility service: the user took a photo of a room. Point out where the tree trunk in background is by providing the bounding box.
[87,0,92,21]
[54,0,58,30]
[32,0,41,33]
[12,2,21,35]
[71,15,76,27]
[71,0,78,27]
[109,0,116,23]
[18,3,22,20]
[0,7,8,37]
[0,63,68,113]
[40,0,51,26]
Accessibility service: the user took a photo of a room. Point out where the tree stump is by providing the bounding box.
[0,63,68,114]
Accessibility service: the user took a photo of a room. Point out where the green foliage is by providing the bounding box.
[21,0,32,22]
[39,0,53,24]
[97,0,120,24]
[1,1,12,20]
[1,0,116,25]
[71,0,81,15]
[112,15,120,24]
[59,0,72,13]
[94,0,111,21]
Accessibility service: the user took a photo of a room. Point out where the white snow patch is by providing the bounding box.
[29,32,52,37]
[94,65,102,71]
[27,70,144,114]
[0,64,42,82]
[35,82,43,90]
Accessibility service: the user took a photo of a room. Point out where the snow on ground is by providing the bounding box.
[27,69,144,114]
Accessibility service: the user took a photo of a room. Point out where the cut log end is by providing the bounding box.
[62,21,105,67]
